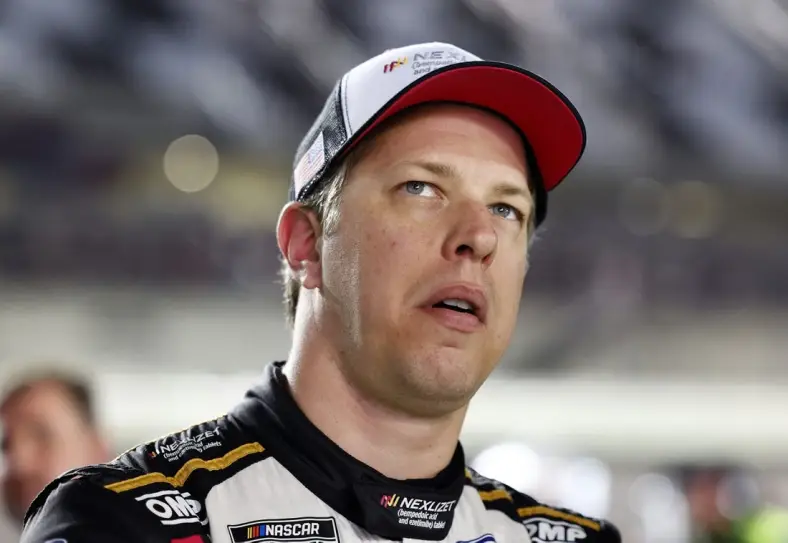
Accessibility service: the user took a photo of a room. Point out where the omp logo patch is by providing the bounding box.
[136,489,203,526]
[523,518,587,543]
[227,517,339,543]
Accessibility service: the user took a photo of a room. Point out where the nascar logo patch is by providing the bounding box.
[227,517,339,543]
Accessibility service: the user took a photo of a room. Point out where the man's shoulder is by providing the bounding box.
[25,415,270,533]
[464,467,622,543]
[108,414,268,491]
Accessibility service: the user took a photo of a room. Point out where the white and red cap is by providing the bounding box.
[290,42,586,227]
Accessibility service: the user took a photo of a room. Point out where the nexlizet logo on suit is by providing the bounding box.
[380,494,400,507]
[380,494,455,513]
[151,429,222,462]
[380,493,457,531]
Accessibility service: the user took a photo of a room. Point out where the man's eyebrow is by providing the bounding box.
[403,161,530,190]
[401,160,461,179]
[491,182,530,200]
[402,159,532,203]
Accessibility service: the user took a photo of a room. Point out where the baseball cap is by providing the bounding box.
[290,42,586,227]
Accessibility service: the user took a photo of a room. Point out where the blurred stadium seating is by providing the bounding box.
[1,0,787,540]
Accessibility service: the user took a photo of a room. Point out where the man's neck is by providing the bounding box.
[283,329,466,481]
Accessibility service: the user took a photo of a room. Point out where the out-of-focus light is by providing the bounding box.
[628,473,680,515]
[747,507,788,543]
[556,457,613,518]
[163,135,220,193]
[618,177,669,236]
[668,180,723,239]
[718,472,761,520]
[628,473,689,543]
[471,442,541,494]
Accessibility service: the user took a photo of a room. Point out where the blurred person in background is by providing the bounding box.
[680,465,788,543]
[0,370,109,526]
[22,42,620,543]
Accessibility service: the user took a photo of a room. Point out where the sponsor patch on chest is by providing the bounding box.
[136,489,204,526]
[227,517,339,543]
[523,518,587,543]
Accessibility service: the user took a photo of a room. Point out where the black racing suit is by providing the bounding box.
[22,361,622,543]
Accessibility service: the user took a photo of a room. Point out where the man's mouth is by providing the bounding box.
[421,285,488,332]
[432,298,477,316]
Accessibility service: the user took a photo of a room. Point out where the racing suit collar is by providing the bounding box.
[235,361,466,541]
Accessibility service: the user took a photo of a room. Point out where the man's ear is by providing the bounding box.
[276,202,323,290]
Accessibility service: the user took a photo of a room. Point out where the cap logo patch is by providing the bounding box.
[411,49,469,76]
[383,57,408,73]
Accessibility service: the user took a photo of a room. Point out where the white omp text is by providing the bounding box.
[136,489,203,526]
[523,519,587,543]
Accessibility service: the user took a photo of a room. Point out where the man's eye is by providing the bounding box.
[490,203,522,222]
[403,181,438,197]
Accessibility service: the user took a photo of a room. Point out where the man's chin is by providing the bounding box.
[403,352,484,399]
[405,321,481,351]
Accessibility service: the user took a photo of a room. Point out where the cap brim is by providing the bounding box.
[341,61,586,194]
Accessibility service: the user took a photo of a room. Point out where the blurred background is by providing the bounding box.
[1,0,787,541]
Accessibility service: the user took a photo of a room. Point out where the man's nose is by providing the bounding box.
[442,201,497,268]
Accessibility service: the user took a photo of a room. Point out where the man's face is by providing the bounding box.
[0,382,104,523]
[318,104,533,415]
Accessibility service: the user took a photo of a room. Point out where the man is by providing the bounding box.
[1,371,109,525]
[679,465,788,543]
[22,42,621,543]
